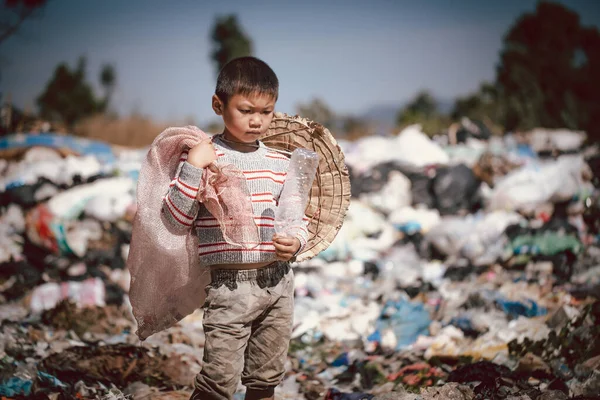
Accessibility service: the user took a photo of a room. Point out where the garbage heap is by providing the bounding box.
[1,126,600,400]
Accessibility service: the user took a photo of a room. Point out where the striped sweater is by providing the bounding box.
[161,134,310,266]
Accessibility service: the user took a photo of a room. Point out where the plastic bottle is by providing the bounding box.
[275,148,319,237]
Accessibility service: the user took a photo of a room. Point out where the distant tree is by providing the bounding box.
[496,1,600,138]
[37,57,116,128]
[341,115,372,140]
[452,82,504,122]
[210,15,253,76]
[396,91,451,136]
[396,91,438,126]
[296,98,335,128]
[0,0,47,45]
[100,64,116,111]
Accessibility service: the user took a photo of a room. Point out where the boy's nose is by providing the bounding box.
[249,116,261,128]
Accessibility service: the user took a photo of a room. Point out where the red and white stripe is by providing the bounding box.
[266,152,289,161]
[243,169,286,184]
[195,215,275,227]
[297,233,307,247]
[195,217,220,228]
[198,241,276,256]
[251,192,275,203]
[169,178,198,199]
[164,195,194,226]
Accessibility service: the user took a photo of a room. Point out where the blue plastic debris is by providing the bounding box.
[495,297,547,318]
[325,388,374,400]
[37,371,67,388]
[367,329,381,343]
[369,298,431,350]
[449,316,479,337]
[0,133,116,165]
[515,143,537,159]
[331,352,350,367]
[394,221,421,235]
[0,376,33,397]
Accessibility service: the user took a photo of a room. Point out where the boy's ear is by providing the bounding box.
[212,95,223,115]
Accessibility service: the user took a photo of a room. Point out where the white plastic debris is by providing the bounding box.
[529,128,587,153]
[488,155,592,214]
[28,277,106,313]
[360,170,412,214]
[0,204,26,263]
[64,219,104,257]
[47,177,135,220]
[394,124,450,167]
[343,124,449,172]
[0,153,106,191]
[425,211,523,265]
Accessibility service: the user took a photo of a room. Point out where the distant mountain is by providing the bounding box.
[358,98,455,135]
[437,98,455,114]
[361,104,400,126]
[358,104,400,135]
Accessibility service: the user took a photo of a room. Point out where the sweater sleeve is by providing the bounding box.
[161,151,204,230]
[293,215,310,254]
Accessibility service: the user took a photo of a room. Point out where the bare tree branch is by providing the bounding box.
[0,6,35,44]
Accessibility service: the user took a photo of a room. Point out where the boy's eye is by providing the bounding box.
[240,109,251,114]
[262,110,272,115]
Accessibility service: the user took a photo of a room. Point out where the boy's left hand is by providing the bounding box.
[273,234,301,261]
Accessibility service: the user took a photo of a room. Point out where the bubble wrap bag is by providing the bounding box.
[127,126,259,340]
[275,148,319,237]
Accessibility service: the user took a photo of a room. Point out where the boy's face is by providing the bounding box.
[213,92,276,143]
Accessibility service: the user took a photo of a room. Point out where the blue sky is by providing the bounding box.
[2,0,599,125]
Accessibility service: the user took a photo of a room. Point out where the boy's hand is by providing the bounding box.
[273,234,301,261]
[187,138,217,168]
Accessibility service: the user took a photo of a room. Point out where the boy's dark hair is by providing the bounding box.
[215,57,279,104]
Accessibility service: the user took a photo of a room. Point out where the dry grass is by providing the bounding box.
[71,113,382,147]
[74,114,171,148]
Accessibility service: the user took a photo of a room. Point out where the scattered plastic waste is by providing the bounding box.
[1,128,599,398]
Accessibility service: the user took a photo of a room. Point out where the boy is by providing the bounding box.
[161,57,309,400]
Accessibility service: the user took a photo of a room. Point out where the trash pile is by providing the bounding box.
[1,124,600,399]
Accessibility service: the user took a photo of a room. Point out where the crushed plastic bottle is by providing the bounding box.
[275,148,319,237]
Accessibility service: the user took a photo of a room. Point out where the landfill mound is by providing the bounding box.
[1,124,599,399]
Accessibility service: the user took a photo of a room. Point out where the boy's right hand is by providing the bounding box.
[187,138,217,168]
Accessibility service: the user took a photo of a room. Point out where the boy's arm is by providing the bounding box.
[161,150,204,230]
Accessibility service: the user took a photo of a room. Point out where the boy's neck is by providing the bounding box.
[219,132,260,153]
